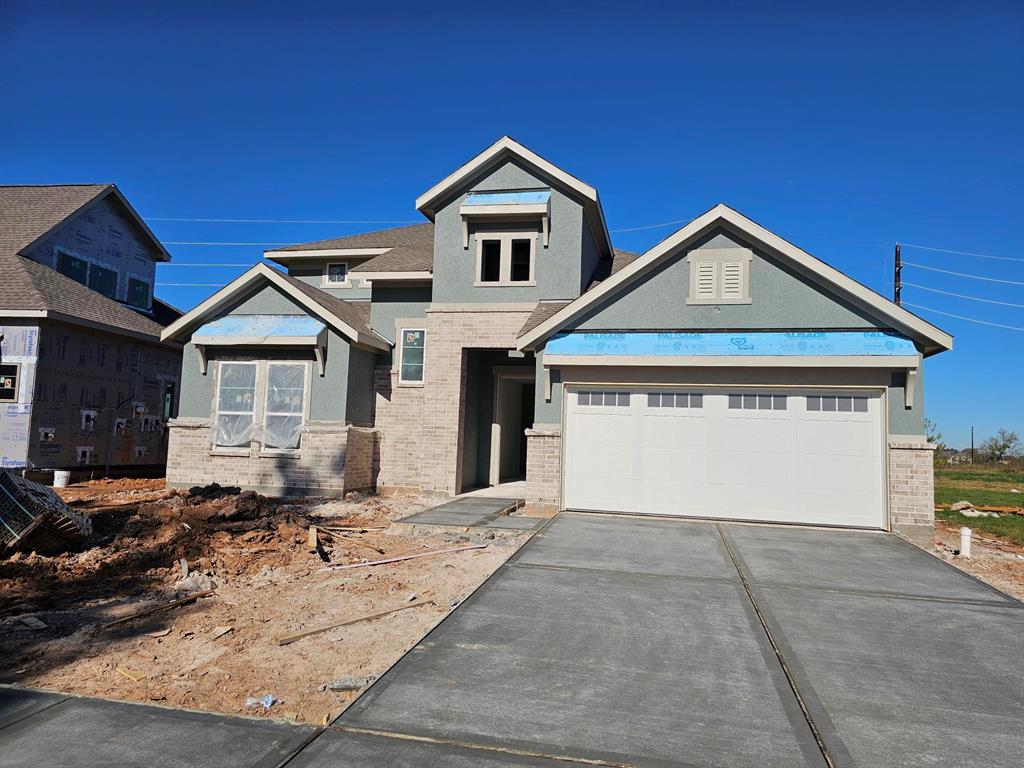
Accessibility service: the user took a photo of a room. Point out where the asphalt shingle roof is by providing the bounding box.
[270,268,376,338]
[272,222,435,275]
[0,184,174,340]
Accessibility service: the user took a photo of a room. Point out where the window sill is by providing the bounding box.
[258,449,301,460]
[473,281,537,288]
[396,379,424,388]
[320,282,351,289]
[686,297,752,305]
[209,447,250,457]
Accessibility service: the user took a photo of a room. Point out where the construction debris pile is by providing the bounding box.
[0,471,92,555]
[0,478,533,724]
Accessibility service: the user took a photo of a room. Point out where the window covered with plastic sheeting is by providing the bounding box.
[214,362,257,447]
[263,363,306,449]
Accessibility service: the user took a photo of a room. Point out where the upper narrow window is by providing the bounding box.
[687,247,752,305]
[127,277,150,309]
[476,232,536,285]
[399,329,426,384]
[214,362,257,447]
[0,363,20,402]
[324,262,349,286]
[264,363,306,449]
[480,241,502,282]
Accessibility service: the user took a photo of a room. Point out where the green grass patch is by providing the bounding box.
[934,486,1024,509]
[936,466,1024,485]
[936,508,1024,546]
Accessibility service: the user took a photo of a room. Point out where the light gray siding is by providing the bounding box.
[431,159,589,303]
[573,230,883,331]
[24,194,162,311]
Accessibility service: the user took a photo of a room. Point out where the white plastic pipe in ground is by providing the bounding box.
[960,527,972,559]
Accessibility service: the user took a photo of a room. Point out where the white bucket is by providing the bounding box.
[53,470,71,488]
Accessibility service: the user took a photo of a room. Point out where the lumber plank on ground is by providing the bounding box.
[324,544,487,571]
[100,589,216,630]
[273,598,433,646]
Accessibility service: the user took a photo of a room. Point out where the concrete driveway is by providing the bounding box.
[2,513,1021,767]
[336,513,1023,768]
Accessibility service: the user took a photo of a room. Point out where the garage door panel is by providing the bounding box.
[564,387,884,529]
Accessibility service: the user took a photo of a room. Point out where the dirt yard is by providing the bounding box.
[0,479,532,724]
[932,518,1024,601]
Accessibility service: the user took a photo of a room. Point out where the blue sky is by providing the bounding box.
[1,0,1021,447]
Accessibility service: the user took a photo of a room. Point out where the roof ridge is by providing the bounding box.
[0,183,113,189]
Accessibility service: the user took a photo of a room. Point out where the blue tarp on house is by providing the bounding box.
[193,315,325,340]
[545,331,917,357]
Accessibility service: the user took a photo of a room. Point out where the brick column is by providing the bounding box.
[525,427,561,513]
[888,436,937,548]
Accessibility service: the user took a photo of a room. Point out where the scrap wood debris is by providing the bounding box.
[324,543,488,571]
[0,478,532,724]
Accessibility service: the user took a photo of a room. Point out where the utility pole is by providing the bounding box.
[893,243,902,305]
[970,426,975,464]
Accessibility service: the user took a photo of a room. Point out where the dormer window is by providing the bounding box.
[686,247,753,305]
[460,190,551,248]
[323,262,349,286]
[476,233,536,286]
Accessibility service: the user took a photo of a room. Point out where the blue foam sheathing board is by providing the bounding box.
[463,190,551,206]
[545,331,916,357]
[194,315,325,339]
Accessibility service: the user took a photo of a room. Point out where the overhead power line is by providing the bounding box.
[902,261,1024,286]
[903,302,1024,332]
[158,262,258,267]
[159,283,230,287]
[147,217,421,224]
[900,243,1024,263]
[163,241,293,246]
[903,282,1024,308]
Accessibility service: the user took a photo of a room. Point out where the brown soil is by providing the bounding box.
[0,480,530,724]
[932,519,1024,601]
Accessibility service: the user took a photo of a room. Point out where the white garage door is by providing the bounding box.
[563,388,885,528]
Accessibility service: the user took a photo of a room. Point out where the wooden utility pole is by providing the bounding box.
[893,243,902,305]
[971,426,975,464]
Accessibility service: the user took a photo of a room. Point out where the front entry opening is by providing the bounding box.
[459,351,535,493]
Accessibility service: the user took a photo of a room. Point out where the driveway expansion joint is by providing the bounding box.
[754,580,1022,609]
[716,524,854,768]
[509,559,740,584]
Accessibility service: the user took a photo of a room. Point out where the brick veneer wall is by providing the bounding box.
[166,418,378,496]
[525,427,561,512]
[417,304,535,495]
[888,436,937,548]
[373,364,426,491]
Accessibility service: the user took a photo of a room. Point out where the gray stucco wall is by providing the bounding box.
[368,286,432,343]
[574,230,883,331]
[176,282,359,424]
[287,262,373,300]
[345,346,376,425]
[579,224,600,294]
[431,159,588,303]
[24,194,162,311]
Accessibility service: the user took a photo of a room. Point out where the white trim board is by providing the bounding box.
[263,248,391,260]
[517,204,952,355]
[160,262,389,351]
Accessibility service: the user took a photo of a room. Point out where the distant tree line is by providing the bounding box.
[928,421,1022,464]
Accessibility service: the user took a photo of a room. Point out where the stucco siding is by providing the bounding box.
[287,263,373,300]
[368,286,432,343]
[431,159,586,304]
[573,229,883,332]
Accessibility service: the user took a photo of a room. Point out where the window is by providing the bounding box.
[57,251,89,284]
[647,391,703,408]
[0,363,20,402]
[76,446,95,464]
[38,427,56,443]
[807,395,868,413]
[88,264,118,299]
[687,248,752,304]
[398,329,426,383]
[81,410,97,432]
[475,232,536,285]
[264,363,306,449]
[214,362,257,447]
[324,262,349,286]
[728,393,787,411]
[127,277,150,309]
[578,391,630,407]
